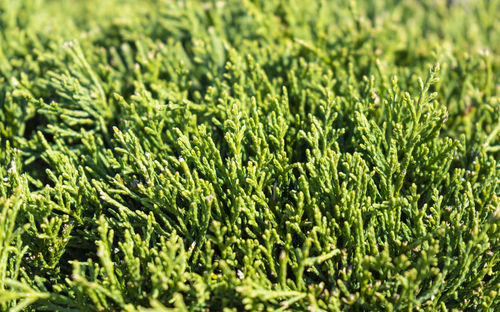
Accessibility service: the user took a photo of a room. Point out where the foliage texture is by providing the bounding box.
[0,0,499,311]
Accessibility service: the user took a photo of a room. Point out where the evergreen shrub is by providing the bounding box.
[0,0,499,311]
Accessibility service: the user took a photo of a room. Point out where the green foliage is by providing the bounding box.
[1,0,499,311]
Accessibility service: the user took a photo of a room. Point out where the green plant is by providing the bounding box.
[0,0,499,311]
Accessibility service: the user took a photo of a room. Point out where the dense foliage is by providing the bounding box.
[1,0,499,311]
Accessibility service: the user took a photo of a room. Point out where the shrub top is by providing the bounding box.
[0,0,499,311]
